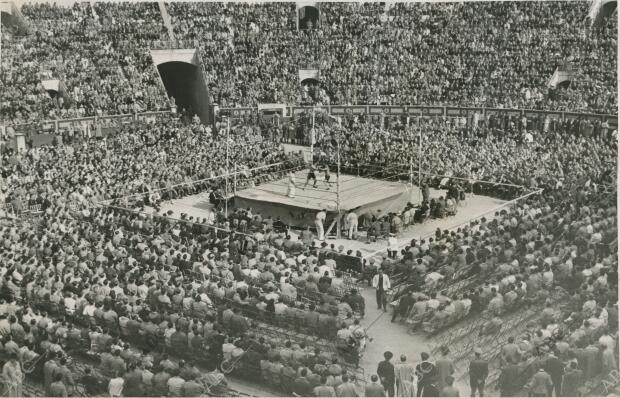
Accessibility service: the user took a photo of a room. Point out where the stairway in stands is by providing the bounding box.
[158,1,176,41]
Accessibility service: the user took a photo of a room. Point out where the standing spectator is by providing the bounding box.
[526,368,553,397]
[286,172,297,198]
[387,234,399,259]
[2,353,22,397]
[468,349,488,398]
[346,210,358,240]
[377,351,396,397]
[394,354,415,397]
[415,352,437,397]
[500,337,521,366]
[544,350,564,396]
[372,269,391,311]
[108,372,125,398]
[315,209,326,241]
[561,362,583,397]
[497,358,521,397]
[435,346,455,392]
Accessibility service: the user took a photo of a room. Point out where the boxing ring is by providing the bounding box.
[234,169,412,228]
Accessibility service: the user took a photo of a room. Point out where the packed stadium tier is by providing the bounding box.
[1,0,618,126]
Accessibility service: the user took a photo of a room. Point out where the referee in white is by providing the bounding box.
[315,208,327,241]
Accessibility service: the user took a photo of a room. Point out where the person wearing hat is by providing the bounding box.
[415,352,437,397]
[468,349,488,397]
[372,269,391,311]
[377,351,395,397]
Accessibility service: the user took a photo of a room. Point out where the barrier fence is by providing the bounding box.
[218,104,618,127]
[99,159,305,207]
[1,110,173,137]
[3,105,616,138]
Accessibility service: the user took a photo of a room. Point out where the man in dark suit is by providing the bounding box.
[544,350,564,397]
[497,358,521,397]
[377,351,396,397]
[561,362,583,397]
[416,352,437,397]
[469,349,488,397]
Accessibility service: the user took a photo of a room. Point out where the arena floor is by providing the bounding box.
[152,174,506,258]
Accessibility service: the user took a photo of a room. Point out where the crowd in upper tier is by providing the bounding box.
[169,1,617,112]
[0,2,169,124]
[1,1,617,126]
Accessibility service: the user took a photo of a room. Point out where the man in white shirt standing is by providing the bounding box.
[346,210,358,240]
[387,233,398,258]
[372,269,391,312]
[315,209,327,241]
[108,373,124,397]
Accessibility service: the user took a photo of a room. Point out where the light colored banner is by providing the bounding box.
[299,69,319,82]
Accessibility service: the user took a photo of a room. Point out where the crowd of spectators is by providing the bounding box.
[1,2,616,127]
[318,2,616,112]
[168,2,300,108]
[0,1,616,396]
[0,181,376,395]
[168,1,617,113]
[268,110,617,200]
[0,2,170,125]
[376,177,617,396]
[0,114,296,218]
[351,119,617,394]
[0,104,614,396]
